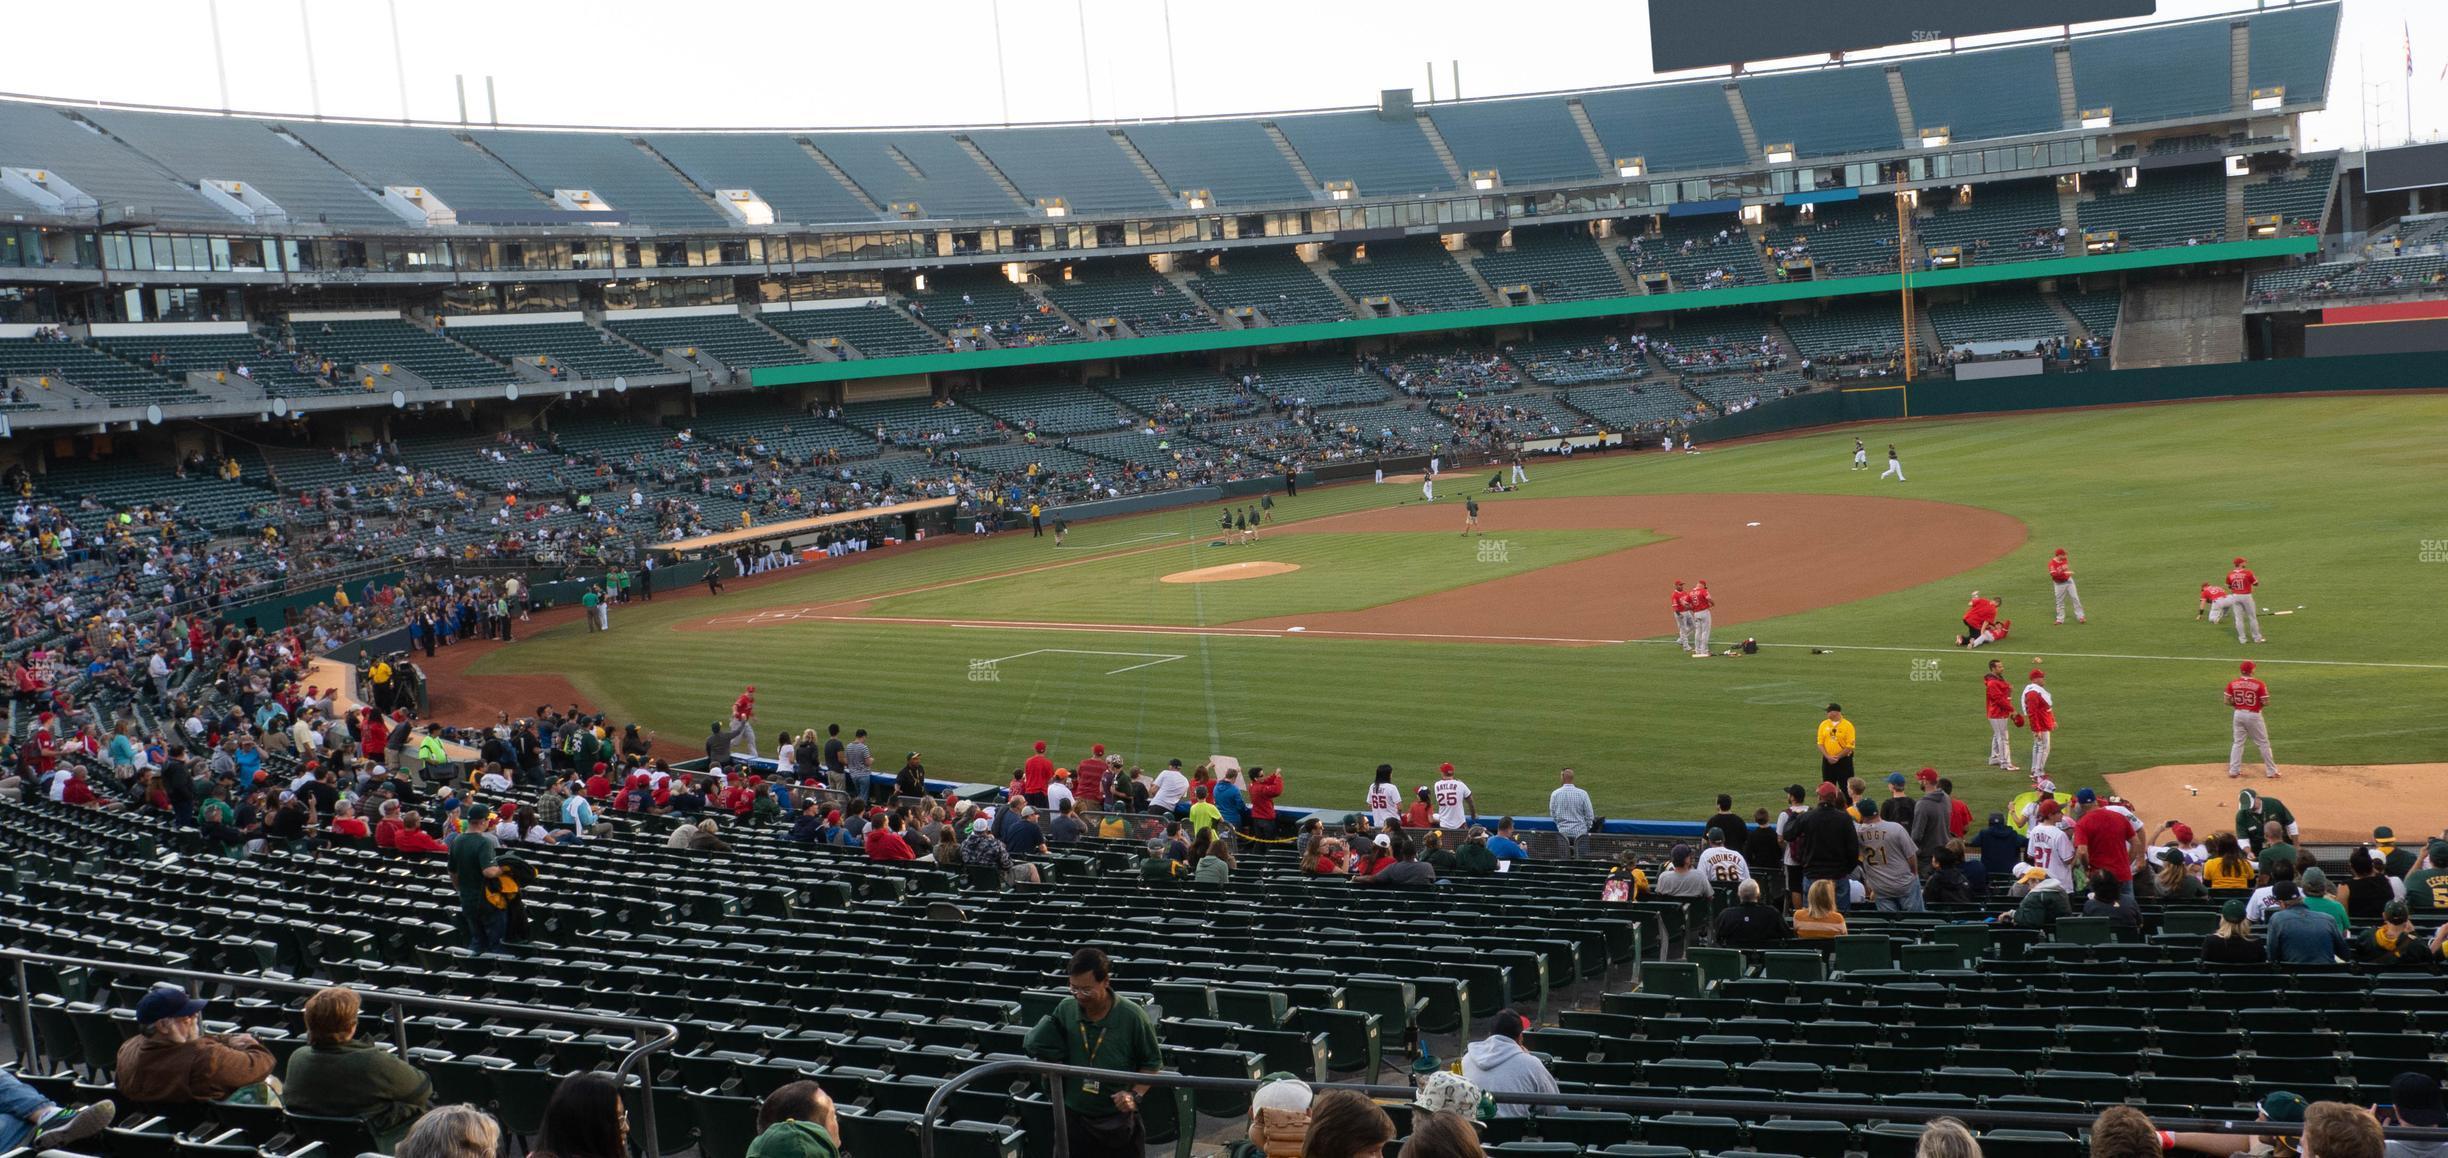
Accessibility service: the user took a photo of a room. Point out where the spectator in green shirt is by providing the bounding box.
[1022,948,1162,1158]
[284,986,432,1149]
[745,1081,839,1158]
[449,806,505,956]
[2298,869,2350,934]
[2407,845,2448,912]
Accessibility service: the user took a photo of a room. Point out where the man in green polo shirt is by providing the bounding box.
[1022,948,1162,1158]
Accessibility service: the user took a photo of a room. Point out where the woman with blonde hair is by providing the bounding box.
[1916,1117,1982,1158]
[284,985,433,1147]
[1794,879,1848,939]
[394,1105,499,1158]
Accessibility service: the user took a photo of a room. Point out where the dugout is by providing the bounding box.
[653,495,963,561]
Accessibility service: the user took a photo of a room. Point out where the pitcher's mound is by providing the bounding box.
[2106,762,2448,844]
[1162,561,1301,584]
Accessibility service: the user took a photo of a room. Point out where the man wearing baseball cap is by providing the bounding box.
[1797,782,1862,912]
[115,985,276,1104]
[1815,704,1857,788]
[450,805,509,958]
[2376,826,2420,878]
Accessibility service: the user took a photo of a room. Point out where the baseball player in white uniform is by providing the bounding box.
[1852,437,1868,470]
[1420,474,1435,503]
[1510,452,1529,486]
[1879,444,1905,481]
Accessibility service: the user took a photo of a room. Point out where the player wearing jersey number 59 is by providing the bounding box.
[1431,763,1475,831]
[2225,660,2279,778]
[2049,548,2086,625]
[2225,557,2267,644]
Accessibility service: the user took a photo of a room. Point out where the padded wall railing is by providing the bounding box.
[2,948,680,1150]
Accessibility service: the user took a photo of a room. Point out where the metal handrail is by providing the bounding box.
[916,1058,2448,1158]
[3,947,679,1148]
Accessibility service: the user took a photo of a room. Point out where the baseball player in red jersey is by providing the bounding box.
[1957,591,1998,645]
[1982,658,2020,771]
[2225,660,2278,778]
[2196,581,2240,623]
[2224,557,2266,644]
[1688,580,1715,658]
[2049,548,2086,625]
[1671,580,1694,654]
[1962,615,2013,649]
[2018,668,2056,780]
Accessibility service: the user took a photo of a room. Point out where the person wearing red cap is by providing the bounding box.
[2026,797,2076,892]
[2223,557,2266,644]
[1687,580,1715,658]
[1671,580,1693,654]
[1021,741,1056,807]
[1982,659,2021,772]
[1075,744,1110,810]
[2225,660,2278,778]
[2018,669,2056,782]
[2048,548,2086,625]
[1431,763,1475,832]
[732,686,758,760]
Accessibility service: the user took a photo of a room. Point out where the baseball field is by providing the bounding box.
[450,392,2448,831]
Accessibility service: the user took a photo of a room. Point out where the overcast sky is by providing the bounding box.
[2,0,2436,150]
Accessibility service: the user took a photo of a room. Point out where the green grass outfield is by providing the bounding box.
[473,393,2448,822]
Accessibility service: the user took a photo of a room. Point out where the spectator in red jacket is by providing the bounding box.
[392,812,448,854]
[1247,767,1285,839]
[864,810,916,861]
